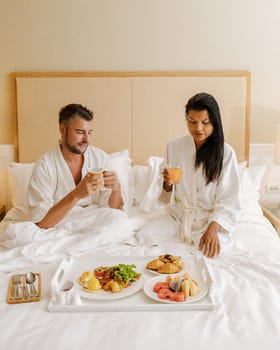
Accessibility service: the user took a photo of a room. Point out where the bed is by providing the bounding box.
[0,71,279,350]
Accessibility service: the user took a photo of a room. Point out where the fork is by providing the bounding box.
[12,274,21,299]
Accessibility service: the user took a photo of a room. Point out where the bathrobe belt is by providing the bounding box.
[168,189,210,245]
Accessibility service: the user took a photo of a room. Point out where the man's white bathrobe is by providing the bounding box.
[0,145,136,265]
[27,144,111,223]
[166,135,242,247]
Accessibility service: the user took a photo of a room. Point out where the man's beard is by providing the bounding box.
[65,139,88,155]
[64,128,88,154]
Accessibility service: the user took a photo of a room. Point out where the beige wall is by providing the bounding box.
[1,0,280,146]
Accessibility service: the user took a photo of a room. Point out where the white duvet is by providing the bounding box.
[0,203,280,350]
[0,208,137,271]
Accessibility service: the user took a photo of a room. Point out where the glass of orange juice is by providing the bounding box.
[167,165,182,184]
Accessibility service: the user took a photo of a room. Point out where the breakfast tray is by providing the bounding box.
[48,254,215,312]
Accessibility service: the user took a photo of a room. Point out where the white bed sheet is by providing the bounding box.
[0,207,279,350]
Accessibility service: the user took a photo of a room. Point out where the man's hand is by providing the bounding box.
[103,171,123,209]
[73,172,103,199]
[103,171,121,192]
[36,172,104,229]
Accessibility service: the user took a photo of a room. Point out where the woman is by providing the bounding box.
[163,92,242,258]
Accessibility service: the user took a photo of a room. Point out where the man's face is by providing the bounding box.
[60,116,93,155]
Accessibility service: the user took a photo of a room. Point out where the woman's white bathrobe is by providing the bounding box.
[27,144,111,223]
[166,135,242,246]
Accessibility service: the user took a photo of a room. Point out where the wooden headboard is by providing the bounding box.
[14,71,250,164]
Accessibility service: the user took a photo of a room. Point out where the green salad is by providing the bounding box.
[109,264,141,283]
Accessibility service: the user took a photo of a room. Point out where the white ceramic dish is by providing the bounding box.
[143,275,208,304]
[79,277,143,301]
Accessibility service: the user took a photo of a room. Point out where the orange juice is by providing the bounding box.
[169,167,182,183]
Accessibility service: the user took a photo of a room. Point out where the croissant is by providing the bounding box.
[157,262,181,274]
[146,259,164,270]
[172,259,184,269]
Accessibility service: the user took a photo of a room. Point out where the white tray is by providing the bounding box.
[48,254,215,312]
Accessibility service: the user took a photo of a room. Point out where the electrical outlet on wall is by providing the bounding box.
[266,184,280,193]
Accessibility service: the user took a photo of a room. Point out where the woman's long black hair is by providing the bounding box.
[185,92,224,185]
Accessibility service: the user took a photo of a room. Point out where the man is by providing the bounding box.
[27,103,123,229]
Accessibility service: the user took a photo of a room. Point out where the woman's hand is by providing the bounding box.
[198,221,221,258]
[162,168,173,192]
[163,167,182,192]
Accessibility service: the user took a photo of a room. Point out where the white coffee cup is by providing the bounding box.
[88,167,104,175]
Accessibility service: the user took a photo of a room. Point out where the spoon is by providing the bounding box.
[26,272,38,297]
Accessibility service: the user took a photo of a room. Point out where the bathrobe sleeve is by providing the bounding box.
[27,150,61,223]
[208,144,242,232]
[27,145,110,223]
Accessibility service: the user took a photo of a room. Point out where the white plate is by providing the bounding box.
[145,256,188,276]
[79,277,143,300]
[143,275,208,304]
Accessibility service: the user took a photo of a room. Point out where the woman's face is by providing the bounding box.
[186,109,214,148]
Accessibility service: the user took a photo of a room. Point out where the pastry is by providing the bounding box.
[172,259,184,269]
[157,262,181,274]
[146,254,184,273]
[146,259,164,271]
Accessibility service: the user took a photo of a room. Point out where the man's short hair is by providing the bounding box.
[59,103,94,124]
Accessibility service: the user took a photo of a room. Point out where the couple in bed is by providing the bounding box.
[27,93,242,259]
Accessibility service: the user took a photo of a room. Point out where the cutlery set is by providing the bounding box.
[7,272,41,304]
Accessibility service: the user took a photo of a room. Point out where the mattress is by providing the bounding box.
[0,159,279,350]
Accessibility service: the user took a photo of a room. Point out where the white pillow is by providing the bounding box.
[239,165,266,215]
[107,153,132,209]
[132,156,165,212]
[7,162,35,217]
[132,165,151,206]
[109,149,130,158]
